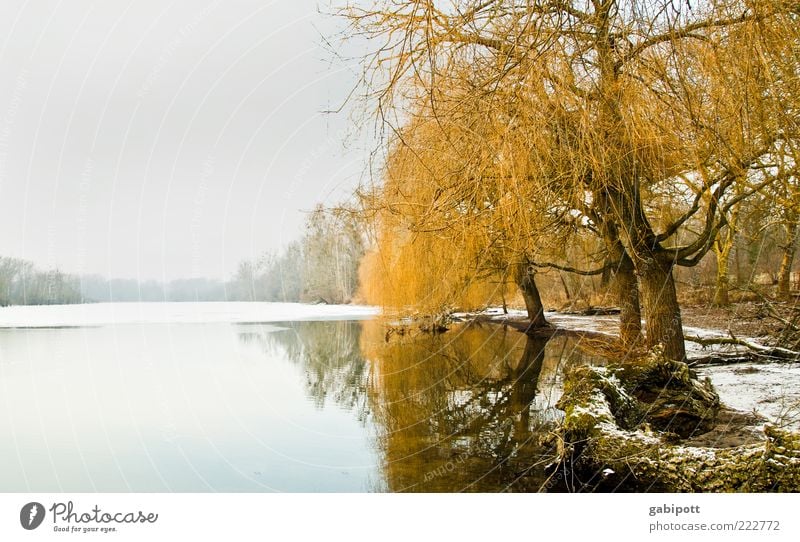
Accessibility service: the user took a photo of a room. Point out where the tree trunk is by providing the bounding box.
[712,241,732,306]
[600,258,612,289]
[558,272,571,302]
[615,252,642,348]
[514,263,548,328]
[712,202,740,306]
[778,219,799,300]
[597,220,643,347]
[638,257,686,361]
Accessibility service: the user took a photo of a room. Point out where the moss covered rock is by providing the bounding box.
[555,349,800,491]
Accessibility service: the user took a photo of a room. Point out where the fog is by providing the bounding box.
[0,0,370,282]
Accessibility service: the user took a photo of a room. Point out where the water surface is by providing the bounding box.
[0,302,599,492]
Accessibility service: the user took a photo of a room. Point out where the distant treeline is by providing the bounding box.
[227,205,366,304]
[0,206,365,306]
[0,257,230,305]
[0,257,82,306]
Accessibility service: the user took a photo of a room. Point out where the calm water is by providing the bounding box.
[0,303,600,492]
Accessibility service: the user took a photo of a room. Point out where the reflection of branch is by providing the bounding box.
[450,337,546,454]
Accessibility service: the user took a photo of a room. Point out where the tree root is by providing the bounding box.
[556,348,800,491]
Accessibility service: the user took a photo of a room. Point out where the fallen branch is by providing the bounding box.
[687,353,757,367]
[684,333,800,360]
[561,306,621,316]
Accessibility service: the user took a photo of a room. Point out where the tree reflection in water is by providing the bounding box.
[239,319,601,492]
[238,320,370,418]
[362,321,603,492]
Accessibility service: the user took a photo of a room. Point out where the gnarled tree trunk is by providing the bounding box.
[615,252,642,348]
[638,256,686,361]
[597,220,642,348]
[514,263,548,328]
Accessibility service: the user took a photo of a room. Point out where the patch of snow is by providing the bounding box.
[452,307,528,319]
[697,362,800,431]
[546,313,621,335]
[0,302,380,328]
[449,389,473,407]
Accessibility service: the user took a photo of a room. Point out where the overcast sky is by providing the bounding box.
[0,0,372,281]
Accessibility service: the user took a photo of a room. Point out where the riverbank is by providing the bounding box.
[454,305,800,436]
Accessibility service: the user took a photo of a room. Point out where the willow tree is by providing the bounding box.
[357,109,517,317]
[344,0,798,360]
[356,74,600,324]
[357,101,537,320]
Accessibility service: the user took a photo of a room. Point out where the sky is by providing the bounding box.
[0,0,373,281]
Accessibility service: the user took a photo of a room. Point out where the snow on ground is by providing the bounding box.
[456,308,623,334]
[695,363,800,431]
[545,312,621,334]
[0,302,379,328]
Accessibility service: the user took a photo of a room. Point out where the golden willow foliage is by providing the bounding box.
[358,228,509,314]
[358,80,571,315]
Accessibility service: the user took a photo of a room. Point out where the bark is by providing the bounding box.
[778,219,799,300]
[596,220,642,347]
[556,356,800,492]
[615,252,642,348]
[514,263,548,328]
[638,257,686,361]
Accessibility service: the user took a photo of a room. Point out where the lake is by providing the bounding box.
[0,302,599,492]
